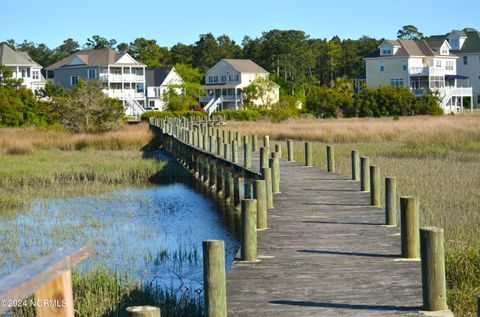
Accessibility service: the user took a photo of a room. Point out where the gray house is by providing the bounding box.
[45,48,146,115]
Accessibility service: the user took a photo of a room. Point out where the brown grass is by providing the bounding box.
[226,115,480,145]
[0,123,153,152]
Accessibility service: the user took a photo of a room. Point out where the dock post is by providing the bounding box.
[275,144,282,158]
[234,174,244,211]
[126,306,161,317]
[252,135,258,152]
[305,142,312,167]
[241,199,257,262]
[270,157,280,194]
[203,240,227,317]
[370,165,380,206]
[262,167,273,209]
[360,157,370,191]
[287,139,294,162]
[254,179,267,229]
[385,177,397,225]
[224,143,230,160]
[327,145,335,173]
[232,140,238,163]
[400,196,420,259]
[260,147,268,170]
[263,135,270,153]
[244,142,252,168]
[420,227,448,312]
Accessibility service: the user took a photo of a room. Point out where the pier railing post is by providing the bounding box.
[254,179,267,229]
[252,135,258,152]
[420,227,448,312]
[263,135,270,153]
[400,196,420,259]
[259,147,268,170]
[270,157,280,194]
[305,142,312,167]
[370,165,380,206]
[261,167,273,209]
[224,143,230,161]
[234,174,244,211]
[360,156,370,191]
[287,139,293,162]
[275,144,282,158]
[327,145,335,173]
[385,177,397,225]
[203,240,227,317]
[241,199,257,262]
[244,142,252,168]
[232,140,238,163]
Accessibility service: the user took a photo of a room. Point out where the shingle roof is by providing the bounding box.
[45,48,144,70]
[0,43,41,66]
[223,59,269,73]
[452,28,480,53]
[146,68,172,86]
[367,39,454,58]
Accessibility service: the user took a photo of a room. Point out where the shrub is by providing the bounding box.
[215,109,264,121]
[141,111,207,121]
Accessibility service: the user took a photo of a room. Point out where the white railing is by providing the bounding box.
[124,97,146,116]
[109,90,144,100]
[100,74,144,82]
[204,97,223,116]
[409,67,444,76]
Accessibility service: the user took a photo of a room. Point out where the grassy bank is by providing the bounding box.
[227,115,480,316]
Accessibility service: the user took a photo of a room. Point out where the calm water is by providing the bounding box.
[0,183,238,290]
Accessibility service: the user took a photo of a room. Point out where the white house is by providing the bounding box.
[200,59,280,114]
[45,48,146,116]
[145,67,184,111]
[444,28,480,108]
[365,39,473,113]
[0,43,45,92]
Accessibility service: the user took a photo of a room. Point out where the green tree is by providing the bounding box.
[243,76,277,109]
[174,63,204,101]
[128,38,167,68]
[397,25,424,40]
[163,86,198,112]
[85,35,117,49]
[0,65,23,88]
[168,43,194,65]
[56,80,124,133]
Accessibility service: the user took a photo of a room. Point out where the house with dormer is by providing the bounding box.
[145,67,184,111]
[442,28,480,107]
[200,59,279,114]
[365,39,473,113]
[0,43,45,92]
[45,48,146,115]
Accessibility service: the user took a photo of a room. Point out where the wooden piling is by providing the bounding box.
[224,143,230,160]
[400,196,420,259]
[370,165,380,207]
[287,139,294,162]
[270,157,280,194]
[232,140,238,163]
[252,135,258,152]
[234,175,244,210]
[254,179,267,230]
[244,142,252,168]
[327,145,335,173]
[275,144,282,158]
[259,147,268,170]
[305,142,312,167]
[263,135,270,152]
[420,227,448,312]
[360,157,370,192]
[385,177,397,226]
[262,167,273,209]
[202,240,227,317]
[241,199,257,262]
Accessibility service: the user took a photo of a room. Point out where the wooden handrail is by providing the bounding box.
[0,245,93,315]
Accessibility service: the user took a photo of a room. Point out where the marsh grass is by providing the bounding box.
[227,116,480,316]
[11,268,203,317]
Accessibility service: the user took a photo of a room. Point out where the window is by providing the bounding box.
[379,61,384,72]
[123,67,130,74]
[445,61,454,71]
[124,83,131,89]
[221,75,226,83]
[136,83,144,93]
[208,76,213,83]
[149,101,155,108]
[32,70,39,80]
[390,78,404,88]
[214,76,218,83]
[382,49,392,55]
[440,46,449,55]
[235,74,239,81]
[402,60,407,71]
[436,60,442,68]
[229,74,234,81]
[463,56,468,65]
[71,76,79,86]
[21,69,26,78]
[88,69,97,79]
[430,75,444,88]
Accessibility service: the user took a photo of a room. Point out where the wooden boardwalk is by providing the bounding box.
[226,151,424,316]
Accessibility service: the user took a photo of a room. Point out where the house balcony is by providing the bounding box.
[411,86,472,97]
[200,95,241,103]
[409,67,445,76]
[108,89,145,100]
[99,73,145,82]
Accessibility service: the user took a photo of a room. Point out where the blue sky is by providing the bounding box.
[2,0,479,48]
